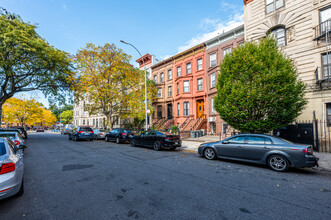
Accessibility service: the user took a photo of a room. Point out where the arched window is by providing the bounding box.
[269,26,286,47]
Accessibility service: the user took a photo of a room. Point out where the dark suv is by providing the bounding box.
[69,126,94,141]
[105,128,134,144]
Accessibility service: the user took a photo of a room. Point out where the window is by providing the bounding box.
[247,136,266,144]
[83,119,85,125]
[177,66,181,77]
[168,86,172,96]
[160,72,164,83]
[211,97,216,114]
[224,48,231,56]
[320,7,331,34]
[153,75,157,83]
[327,103,331,127]
[266,0,284,14]
[186,62,191,74]
[322,53,331,78]
[177,83,179,94]
[177,103,180,116]
[183,102,190,116]
[157,88,162,97]
[270,27,286,47]
[168,69,172,80]
[157,105,162,119]
[197,78,203,91]
[227,136,246,144]
[222,123,228,134]
[93,119,95,126]
[211,73,216,88]
[183,81,189,93]
[210,53,216,67]
[197,58,203,70]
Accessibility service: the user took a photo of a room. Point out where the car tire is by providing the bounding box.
[90,139,93,141]
[74,135,78,141]
[204,148,217,160]
[131,139,136,147]
[116,137,121,144]
[16,179,24,197]
[153,141,161,151]
[267,155,289,172]
[105,136,109,142]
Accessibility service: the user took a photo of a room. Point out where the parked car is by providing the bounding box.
[10,127,27,139]
[130,130,181,151]
[0,137,26,200]
[105,128,134,144]
[0,132,25,148]
[198,134,319,172]
[36,128,44,132]
[93,129,106,140]
[0,128,24,137]
[61,124,74,135]
[68,126,94,141]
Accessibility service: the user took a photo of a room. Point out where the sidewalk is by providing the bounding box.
[179,138,331,172]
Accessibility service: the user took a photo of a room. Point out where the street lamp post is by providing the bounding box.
[120,40,148,131]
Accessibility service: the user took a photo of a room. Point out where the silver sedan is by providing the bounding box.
[0,137,26,200]
[198,134,319,172]
[93,129,106,140]
[0,132,25,148]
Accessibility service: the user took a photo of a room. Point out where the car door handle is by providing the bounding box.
[264,146,270,149]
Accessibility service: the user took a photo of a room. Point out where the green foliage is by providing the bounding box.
[171,125,179,134]
[61,110,73,124]
[0,10,74,124]
[123,117,145,132]
[214,37,307,133]
[50,104,73,121]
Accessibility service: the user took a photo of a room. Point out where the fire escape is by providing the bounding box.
[313,19,331,87]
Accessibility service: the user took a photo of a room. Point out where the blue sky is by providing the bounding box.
[2,0,244,106]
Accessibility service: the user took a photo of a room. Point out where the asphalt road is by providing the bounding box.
[0,133,331,220]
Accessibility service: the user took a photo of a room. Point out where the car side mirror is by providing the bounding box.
[18,144,27,150]
[223,141,229,144]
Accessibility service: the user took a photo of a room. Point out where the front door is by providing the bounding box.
[196,100,204,118]
[167,104,173,119]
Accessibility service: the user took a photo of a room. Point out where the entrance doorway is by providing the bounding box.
[196,100,204,118]
[167,104,173,119]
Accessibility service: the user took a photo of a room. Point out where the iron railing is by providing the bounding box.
[313,19,331,41]
[191,114,206,131]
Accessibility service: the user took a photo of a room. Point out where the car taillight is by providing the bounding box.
[90,131,94,134]
[122,133,127,136]
[100,133,103,135]
[0,163,16,175]
[302,147,313,154]
[14,140,20,145]
[134,133,137,135]
[78,131,83,133]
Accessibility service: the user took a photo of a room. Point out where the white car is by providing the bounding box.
[0,137,26,200]
[0,132,25,148]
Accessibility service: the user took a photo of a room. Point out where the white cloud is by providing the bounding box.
[177,12,244,53]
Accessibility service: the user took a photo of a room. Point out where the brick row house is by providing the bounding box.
[149,25,244,137]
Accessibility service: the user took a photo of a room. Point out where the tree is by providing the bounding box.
[50,104,73,121]
[214,37,307,134]
[34,109,57,127]
[3,97,43,126]
[61,110,73,124]
[0,9,74,124]
[72,43,157,128]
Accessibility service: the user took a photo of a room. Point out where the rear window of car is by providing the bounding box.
[0,133,16,138]
[156,131,164,136]
[81,127,92,131]
[0,142,6,156]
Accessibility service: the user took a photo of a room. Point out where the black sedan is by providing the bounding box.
[198,134,319,172]
[130,130,181,151]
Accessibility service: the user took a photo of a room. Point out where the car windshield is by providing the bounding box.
[155,131,165,136]
[0,142,6,156]
[0,133,16,139]
[81,127,92,131]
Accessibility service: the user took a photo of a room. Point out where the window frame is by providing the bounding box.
[160,72,164,83]
[186,62,191,74]
[168,86,172,97]
[210,53,217,67]
[269,26,286,47]
[177,83,179,94]
[157,88,162,98]
[177,66,181,77]
[197,58,203,71]
[197,78,203,91]
[183,80,190,93]
[322,53,331,78]
[211,73,216,88]
[183,102,190,116]
[327,103,331,127]
[266,0,284,14]
[177,102,180,116]
[168,69,172,80]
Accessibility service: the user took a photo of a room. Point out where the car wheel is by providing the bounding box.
[153,141,161,151]
[74,135,78,141]
[131,139,136,147]
[95,135,98,140]
[116,137,120,144]
[16,179,24,197]
[204,148,217,160]
[90,139,93,141]
[267,155,289,172]
[105,136,109,142]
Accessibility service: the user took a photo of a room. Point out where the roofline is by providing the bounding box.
[151,56,174,69]
[204,24,244,45]
[173,43,205,59]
